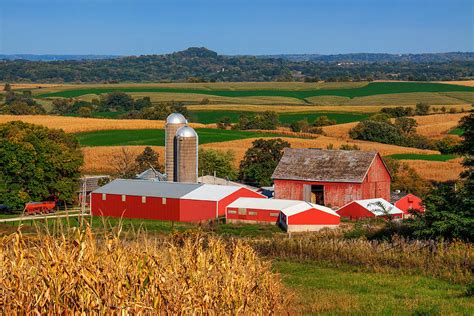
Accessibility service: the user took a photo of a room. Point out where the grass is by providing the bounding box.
[449,127,464,135]
[38,82,474,99]
[65,111,126,119]
[387,153,458,161]
[275,260,473,315]
[75,128,302,147]
[189,110,370,124]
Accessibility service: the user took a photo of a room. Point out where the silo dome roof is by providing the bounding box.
[166,113,187,124]
[176,125,198,138]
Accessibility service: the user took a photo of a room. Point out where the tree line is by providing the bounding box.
[1,47,472,83]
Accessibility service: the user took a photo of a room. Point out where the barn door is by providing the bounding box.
[303,185,311,202]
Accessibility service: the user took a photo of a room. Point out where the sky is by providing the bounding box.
[0,0,472,55]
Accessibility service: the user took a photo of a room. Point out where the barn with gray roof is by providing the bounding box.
[271,149,391,208]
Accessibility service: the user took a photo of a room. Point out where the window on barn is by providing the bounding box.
[228,210,237,214]
[162,197,167,205]
[121,195,126,202]
[142,196,146,204]
[238,208,246,215]
[102,193,106,201]
[270,212,279,217]
[249,211,257,216]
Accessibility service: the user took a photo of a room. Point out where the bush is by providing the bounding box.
[415,102,430,115]
[235,111,279,130]
[349,120,404,145]
[381,106,414,117]
[313,115,336,127]
[199,148,237,180]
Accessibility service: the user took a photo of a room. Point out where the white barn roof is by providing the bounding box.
[354,198,403,216]
[228,198,339,217]
[181,184,246,201]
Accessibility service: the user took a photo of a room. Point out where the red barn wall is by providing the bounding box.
[361,155,391,201]
[91,193,181,221]
[336,202,375,220]
[288,209,340,225]
[179,199,217,222]
[226,207,280,223]
[273,179,363,208]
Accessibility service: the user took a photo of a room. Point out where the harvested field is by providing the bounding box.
[414,113,468,138]
[439,80,474,87]
[404,159,464,182]
[0,115,206,133]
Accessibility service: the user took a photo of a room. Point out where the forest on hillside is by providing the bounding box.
[1,48,473,83]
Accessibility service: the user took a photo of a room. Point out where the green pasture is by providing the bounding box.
[65,111,126,119]
[275,260,472,315]
[75,128,302,147]
[38,82,474,100]
[189,110,370,124]
[448,127,464,136]
[387,153,458,161]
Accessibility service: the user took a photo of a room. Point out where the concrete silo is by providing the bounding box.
[175,125,198,183]
[165,113,187,182]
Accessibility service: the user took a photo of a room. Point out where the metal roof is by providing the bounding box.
[272,148,380,183]
[353,198,403,216]
[181,184,243,201]
[166,113,187,124]
[93,179,202,199]
[198,175,259,191]
[228,197,339,217]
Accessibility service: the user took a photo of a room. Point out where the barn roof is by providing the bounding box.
[272,148,381,183]
[228,197,339,217]
[354,198,403,216]
[93,179,202,199]
[92,179,254,201]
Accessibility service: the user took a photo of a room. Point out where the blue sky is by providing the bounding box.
[0,0,472,55]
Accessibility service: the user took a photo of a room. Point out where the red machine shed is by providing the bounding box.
[394,194,424,216]
[91,179,264,222]
[336,198,404,220]
[272,149,391,208]
[226,198,302,224]
[279,203,340,232]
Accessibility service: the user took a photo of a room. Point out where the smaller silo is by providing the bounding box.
[175,125,198,183]
[165,113,187,182]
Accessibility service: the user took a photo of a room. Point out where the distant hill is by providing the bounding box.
[0,47,472,82]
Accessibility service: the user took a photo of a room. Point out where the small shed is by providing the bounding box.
[272,149,391,208]
[279,203,340,232]
[336,198,404,220]
[394,194,424,217]
[91,179,264,222]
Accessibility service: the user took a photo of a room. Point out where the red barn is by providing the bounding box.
[226,197,340,232]
[394,194,424,217]
[336,198,404,220]
[91,179,264,222]
[272,149,391,208]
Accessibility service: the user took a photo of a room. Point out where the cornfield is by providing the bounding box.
[249,233,474,284]
[0,226,288,314]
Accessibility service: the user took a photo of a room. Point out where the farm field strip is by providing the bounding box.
[37,82,474,99]
[188,110,370,124]
[75,128,308,147]
[387,153,458,162]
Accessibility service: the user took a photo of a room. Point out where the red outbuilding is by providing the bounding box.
[394,194,424,217]
[226,197,340,232]
[272,149,391,208]
[336,198,404,220]
[91,179,264,222]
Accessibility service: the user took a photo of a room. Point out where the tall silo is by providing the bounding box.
[165,113,187,182]
[175,125,198,183]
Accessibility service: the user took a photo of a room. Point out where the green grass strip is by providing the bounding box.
[38,82,474,99]
[387,153,457,161]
